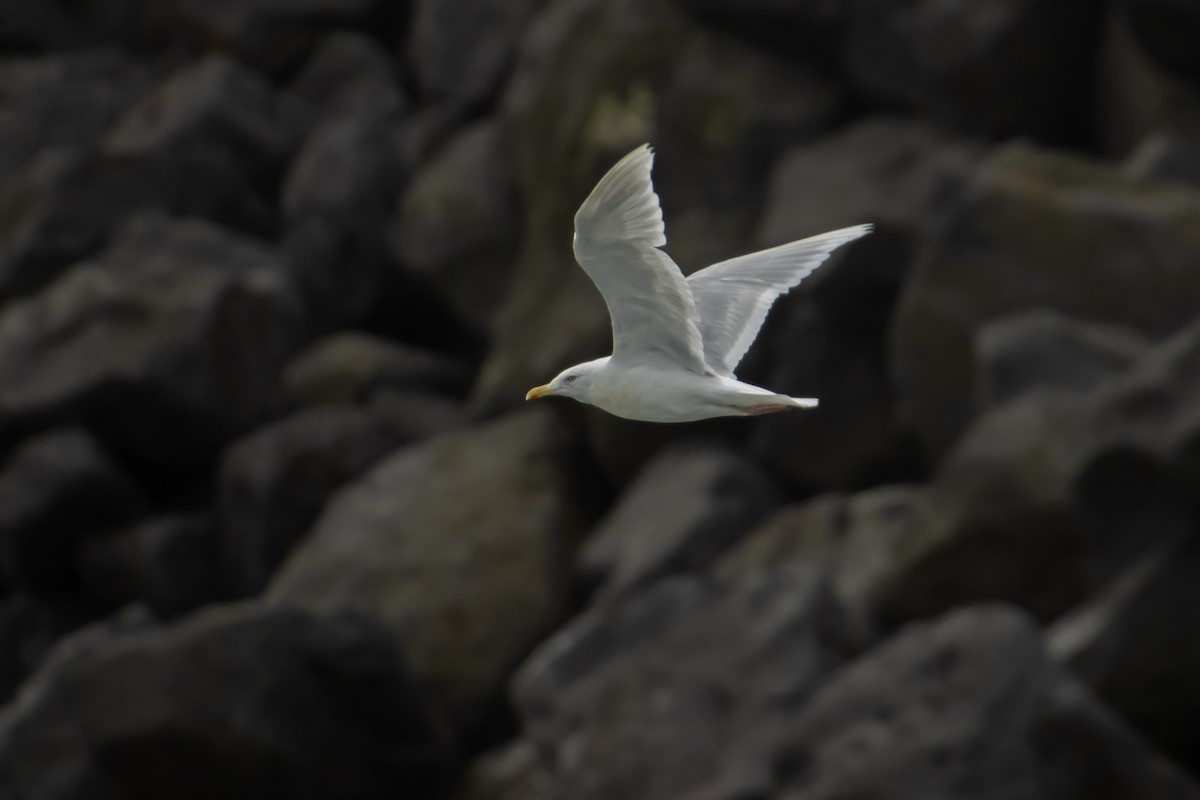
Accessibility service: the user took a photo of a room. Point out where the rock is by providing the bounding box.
[514,567,843,800]
[0,0,174,51]
[1050,540,1200,775]
[0,429,143,593]
[756,118,984,246]
[390,119,523,333]
[365,389,471,442]
[579,443,779,596]
[845,0,1099,141]
[217,407,400,596]
[975,310,1150,409]
[449,740,551,800]
[0,49,152,180]
[0,214,300,474]
[269,409,594,729]
[75,514,221,616]
[170,0,392,75]
[281,107,411,334]
[1125,132,1200,188]
[1121,0,1200,82]
[477,0,842,411]
[107,54,305,235]
[718,485,934,648]
[407,0,548,114]
[0,150,160,302]
[892,143,1200,459]
[714,494,845,582]
[0,596,90,705]
[871,320,1200,629]
[0,603,455,800]
[1096,6,1200,160]
[289,32,407,123]
[675,0,847,66]
[283,331,473,407]
[771,604,1200,800]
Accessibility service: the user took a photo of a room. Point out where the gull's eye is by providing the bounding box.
[565,375,577,383]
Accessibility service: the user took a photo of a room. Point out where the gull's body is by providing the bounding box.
[526,144,871,422]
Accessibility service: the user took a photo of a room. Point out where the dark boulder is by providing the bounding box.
[0,603,455,800]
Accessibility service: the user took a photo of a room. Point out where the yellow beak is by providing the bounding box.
[526,384,553,401]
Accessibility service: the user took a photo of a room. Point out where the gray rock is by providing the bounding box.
[269,409,592,728]
[0,50,152,180]
[289,32,407,123]
[170,0,389,75]
[892,143,1200,459]
[1125,132,1200,188]
[407,0,549,113]
[514,568,843,800]
[1096,8,1200,166]
[975,310,1150,409]
[0,150,160,302]
[0,429,143,592]
[675,0,846,65]
[76,514,221,616]
[391,119,522,333]
[1122,0,1200,82]
[0,596,90,705]
[715,494,845,582]
[771,604,1200,800]
[0,603,454,800]
[107,54,305,234]
[283,331,472,407]
[845,0,1098,140]
[217,407,400,596]
[477,0,842,411]
[0,215,299,472]
[365,389,471,443]
[579,443,779,596]
[448,740,551,800]
[1050,540,1200,774]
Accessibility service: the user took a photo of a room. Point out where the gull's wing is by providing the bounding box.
[572,145,709,373]
[687,224,872,377]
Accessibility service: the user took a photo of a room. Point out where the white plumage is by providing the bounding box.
[526,144,872,422]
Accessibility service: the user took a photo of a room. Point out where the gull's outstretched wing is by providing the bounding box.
[572,145,709,373]
[687,224,873,377]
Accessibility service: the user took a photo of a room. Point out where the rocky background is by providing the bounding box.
[1,0,1200,798]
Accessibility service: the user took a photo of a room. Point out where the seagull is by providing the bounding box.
[525,144,871,422]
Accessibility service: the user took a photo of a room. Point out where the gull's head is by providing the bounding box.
[525,359,604,403]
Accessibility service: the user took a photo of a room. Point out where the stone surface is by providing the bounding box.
[892,143,1200,459]
[391,119,522,333]
[477,0,842,411]
[1122,0,1200,82]
[448,739,551,800]
[0,214,299,472]
[269,409,594,727]
[0,49,151,180]
[407,0,548,113]
[771,604,1200,800]
[1125,132,1200,188]
[289,32,406,123]
[107,54,305,234]
[845,0,1098,141]
[975,310,1149,410]
[0,428,143,592]
[217,407,400,596]
[579,443,779,596]
[76,514,221,616]
[1050,539,1200,775]
[283,331,472,407]
[514,567,842,800]
[170,0,390,75]
[0,603,455,800]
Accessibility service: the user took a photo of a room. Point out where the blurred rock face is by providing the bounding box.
[2,0,1200,797]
